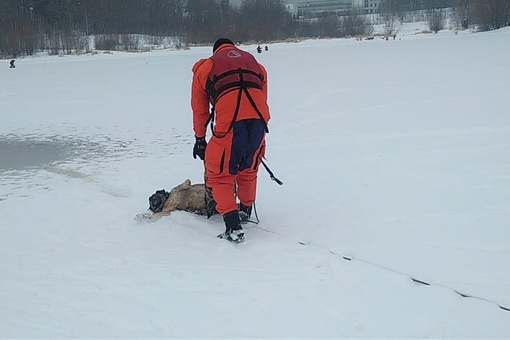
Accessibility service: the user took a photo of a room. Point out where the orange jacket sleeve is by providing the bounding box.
[191,58,213,138]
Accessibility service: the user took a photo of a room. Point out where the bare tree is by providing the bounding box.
[474,0,510,31]
[0,0,42,57]
[338,11,373,37]
[8,0,507,58]
[451,0,475,29]
[238,0,290,42]
[314,14,340,38]
[379,2,399,36]
[184,0,225,43]
[428,9,445,32]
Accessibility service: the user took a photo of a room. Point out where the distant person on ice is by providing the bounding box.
[10,60,15,68]
[190,38,271,243]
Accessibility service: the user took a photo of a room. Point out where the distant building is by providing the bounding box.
[230,0,387,17]
[363,0,384,14]
[285,0,356,18]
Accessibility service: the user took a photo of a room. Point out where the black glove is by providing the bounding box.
[193,136,207,160]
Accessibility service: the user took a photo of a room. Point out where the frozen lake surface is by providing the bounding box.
[1,24,510,337]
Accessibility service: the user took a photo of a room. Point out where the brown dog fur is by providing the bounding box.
[158,179,207,217]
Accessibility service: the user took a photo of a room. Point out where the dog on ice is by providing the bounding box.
[135,179,215,221]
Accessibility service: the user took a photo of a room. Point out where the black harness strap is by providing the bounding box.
[207,68,268,138]
[260,160,283,185]
[210,82,243,138]
[240,80,269,134]
[208,68,263,103]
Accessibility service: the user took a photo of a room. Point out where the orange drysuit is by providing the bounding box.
[191,44,271,215]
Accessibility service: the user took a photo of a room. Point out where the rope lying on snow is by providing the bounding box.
[252,225,510,313]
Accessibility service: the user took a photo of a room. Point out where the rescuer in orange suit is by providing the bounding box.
[191,38,271,243]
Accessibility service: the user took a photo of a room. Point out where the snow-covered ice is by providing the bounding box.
[1,24,510,337]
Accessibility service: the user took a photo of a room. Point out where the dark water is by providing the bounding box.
[0,140,66,170]
[0,135,131,172]
[0,135,135,202]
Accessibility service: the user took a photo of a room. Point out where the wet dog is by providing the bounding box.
[135,179,212,221]
[159,179,208,216]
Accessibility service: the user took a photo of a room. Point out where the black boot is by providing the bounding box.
[239,203,252,223]
[219,210,244,243]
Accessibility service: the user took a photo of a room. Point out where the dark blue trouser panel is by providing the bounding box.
[229,119,265,175]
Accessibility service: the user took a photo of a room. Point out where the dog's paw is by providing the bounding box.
[134,212,155,222]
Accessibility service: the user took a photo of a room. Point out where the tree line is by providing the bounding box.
[1,0,509,58]
[380,0,509,32]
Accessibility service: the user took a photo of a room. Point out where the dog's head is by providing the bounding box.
[148,180,191,214]
[149,189,170,213]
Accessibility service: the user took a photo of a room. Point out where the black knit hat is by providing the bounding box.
[213,38,234,52]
